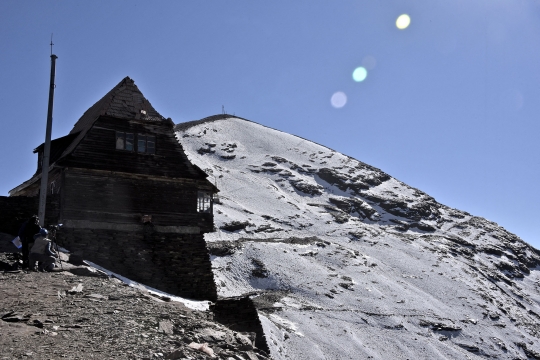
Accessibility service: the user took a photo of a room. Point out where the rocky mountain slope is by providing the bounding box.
[176,115,540,360]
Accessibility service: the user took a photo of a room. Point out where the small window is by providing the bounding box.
[126,133,134,151]
[197,191,212,213]
[137,134,155,154]
[138,134,146,153]
[116,132,124,149]
[147,136,155,154]
[116,132,134,151]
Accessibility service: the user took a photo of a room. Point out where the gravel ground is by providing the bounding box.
[0,252,270,360]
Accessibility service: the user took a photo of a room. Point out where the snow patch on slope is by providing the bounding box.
[86,260,211,311]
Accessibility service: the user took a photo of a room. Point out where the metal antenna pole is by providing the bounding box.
[38,38,58,227]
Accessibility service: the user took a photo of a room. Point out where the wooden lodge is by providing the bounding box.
[5,77,218,300]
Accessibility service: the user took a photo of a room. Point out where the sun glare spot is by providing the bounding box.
[396,14,411,30]
[331,92,347,108]
[352,67,367,82]
[362,55,377,70]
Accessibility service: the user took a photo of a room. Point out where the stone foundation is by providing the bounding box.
[0,195,59,236]
[0,196,218,302]
[211,296,270,353]
[57,226,217,301]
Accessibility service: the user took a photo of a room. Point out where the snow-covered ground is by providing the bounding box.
[176,116,540,359]
[85,260,211,311]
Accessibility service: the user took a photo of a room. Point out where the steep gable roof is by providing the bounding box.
[60,76,164,159]
[9,77,171,195]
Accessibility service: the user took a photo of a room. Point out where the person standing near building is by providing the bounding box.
[17,215,41,269]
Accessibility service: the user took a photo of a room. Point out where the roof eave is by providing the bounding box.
[8,164,62,196]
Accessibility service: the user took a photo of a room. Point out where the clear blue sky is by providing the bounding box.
[1,1,539,248]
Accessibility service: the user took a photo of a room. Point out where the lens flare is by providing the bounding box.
[396,14,411,30]
[331,92,347,108]
[362,55,377,70]
[352,67,367,82]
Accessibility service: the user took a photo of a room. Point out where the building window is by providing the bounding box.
[197,191,212,213]
[116,132,134,151]
[138,134,155,154]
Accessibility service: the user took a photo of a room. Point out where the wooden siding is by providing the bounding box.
[62,116,206,180]
[10,168,64,198]
[61,168,214,230]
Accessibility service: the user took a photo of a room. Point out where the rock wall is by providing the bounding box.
[0,195,59,236]
[211,296,270,354]
[57,226,217,301]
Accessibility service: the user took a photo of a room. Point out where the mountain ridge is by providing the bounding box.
[176,116,540,359]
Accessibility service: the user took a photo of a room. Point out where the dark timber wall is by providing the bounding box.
[60,168,213,228]
[62,117,203,179]
[10,168,63,197]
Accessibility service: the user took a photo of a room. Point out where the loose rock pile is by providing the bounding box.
[0,252,270,360]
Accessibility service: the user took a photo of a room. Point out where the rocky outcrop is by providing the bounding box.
[220,221,252,232]
[289,179,323,196]
[317,167,390,193]
[329,197,379,220]
[361,192,441,221]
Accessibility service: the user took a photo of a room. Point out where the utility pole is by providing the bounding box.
[38,39,58,227]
